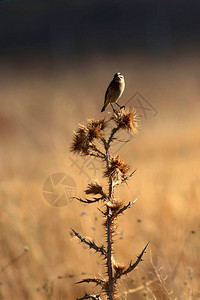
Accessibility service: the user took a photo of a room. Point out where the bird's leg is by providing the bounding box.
[110,103,118,114]
[116,102,125,109]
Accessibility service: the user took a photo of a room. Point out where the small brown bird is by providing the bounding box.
[101,72,125,113]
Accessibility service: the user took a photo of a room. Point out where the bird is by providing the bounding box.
[101,72,125,113]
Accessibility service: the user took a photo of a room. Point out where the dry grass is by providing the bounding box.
[0,55,200,299]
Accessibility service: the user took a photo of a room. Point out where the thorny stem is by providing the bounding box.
[102,125,120,199]
[115,242,149,280]
[107,126,120,149]
[101,125,120,170]
[106,207,114,299]
[71,229,107,257]
[90,143,106,159]
[102,130,119,300]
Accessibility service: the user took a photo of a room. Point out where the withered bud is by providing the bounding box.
[106,200,124,213]
[102,281,109,293]
[71,119,106,155]
[113,108,139,133]
[85,181,103,195]
[113,260,126,277]
[104,155,130,184]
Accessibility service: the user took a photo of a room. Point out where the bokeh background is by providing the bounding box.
[0,1,200,299]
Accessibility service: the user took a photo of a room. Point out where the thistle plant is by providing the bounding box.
[71,108,149,300]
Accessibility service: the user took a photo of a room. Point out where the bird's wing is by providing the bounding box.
[104,81,118,104]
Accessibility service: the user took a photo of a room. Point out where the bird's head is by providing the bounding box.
[114,72,124,82]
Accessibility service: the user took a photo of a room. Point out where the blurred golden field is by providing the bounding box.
[0,54,200,299]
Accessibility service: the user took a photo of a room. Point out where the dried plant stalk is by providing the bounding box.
[71,109,148,300]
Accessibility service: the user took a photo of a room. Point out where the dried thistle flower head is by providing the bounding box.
[87,119,107,139]
[113,108,139,133]
[104,155,130,184]
[85,181,103,195]
[71,119,106,155]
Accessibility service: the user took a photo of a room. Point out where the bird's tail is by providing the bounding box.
[101,105,105,112]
